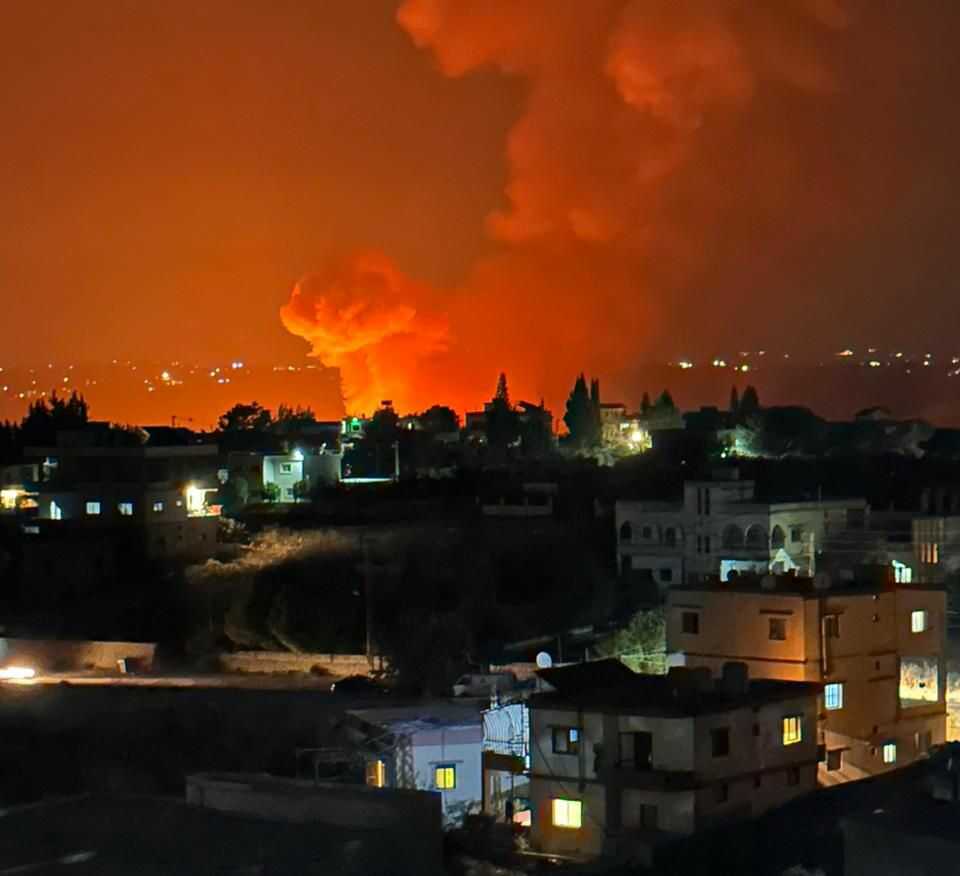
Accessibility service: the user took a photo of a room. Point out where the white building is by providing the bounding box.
[348,706,483,826]
[615,474,868,591]
[528,660,819,863]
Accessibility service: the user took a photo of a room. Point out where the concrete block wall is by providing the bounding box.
[217,651,383,676]
[0,638,156,671]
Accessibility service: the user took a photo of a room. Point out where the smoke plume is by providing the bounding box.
[285,0,956,415]
[280,252,449,415]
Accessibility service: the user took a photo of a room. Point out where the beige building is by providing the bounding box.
[615,475,868,591]
[666,572,946,783]
[528,660,819,864]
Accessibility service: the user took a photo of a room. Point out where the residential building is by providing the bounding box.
[482,700,530,823]
[345,705,483,825]
[481,482,557,518]
[528,659,819,863]
[666,570,946,783]
[22,438,221,562]
[615,473,868,590]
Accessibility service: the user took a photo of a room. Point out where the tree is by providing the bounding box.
[20,391,88,446]
[262,482,280,503]
[518,401,553,456]
[589,378,602,441]
[487,374,519,451]
[655,390,676,412]
[420,405,460,434]
[730,386,740,414]
[218,402,272,433]
[564,374,599,448]
[365,405,399,445]
[274,404,316,429]
[494,372,510,407]
[740,385,761,416]
[595,608,666,674]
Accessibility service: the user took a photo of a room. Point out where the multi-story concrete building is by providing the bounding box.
[528,659,819,863]
[615,474,868,591]
[666,571,946,783]
[24,440,221,561]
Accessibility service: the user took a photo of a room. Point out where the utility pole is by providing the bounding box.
[393,441,400,482]
[360,536,374,662]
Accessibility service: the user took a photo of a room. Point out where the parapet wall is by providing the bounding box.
[217,651,382,676]
[0,638,156,671]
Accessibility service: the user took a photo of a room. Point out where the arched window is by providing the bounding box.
[721,524,744,549]
[619,521,633,543]
[771,525,786,549]
[745,525,768,550]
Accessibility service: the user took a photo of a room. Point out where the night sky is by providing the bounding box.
[2,0,959,416]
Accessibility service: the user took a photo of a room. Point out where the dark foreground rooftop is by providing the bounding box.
[535,659,820,717]
[0,792,426,876]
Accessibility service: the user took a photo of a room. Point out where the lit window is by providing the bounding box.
[551,798,582,829]
[49,501,62,521]
[769,618,787,641]
[824,683,844,711]
[911,610,928,633]
[552,727,580,755]
[782,716,802,746]
[85,501,101,516]
[153,500,164,513]
[882,741,897,764]
[434,764,456,790]
[118,502,134,516]
[366,759,385,788]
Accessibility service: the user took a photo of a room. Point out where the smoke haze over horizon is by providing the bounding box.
[2,1,959,420]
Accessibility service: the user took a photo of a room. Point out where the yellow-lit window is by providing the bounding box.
[551,798,582,829]
[782,715,802,746]
[365,759,385,788]
[882,741,897,764]
[435,764,456,790]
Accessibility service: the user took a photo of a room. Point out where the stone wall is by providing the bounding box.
[217,651,383,676]
[0,638,156,671]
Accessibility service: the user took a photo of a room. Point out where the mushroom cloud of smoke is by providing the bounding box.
[280,252,449,416]
[284,0,946,415]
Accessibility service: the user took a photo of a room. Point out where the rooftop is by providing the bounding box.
[534,659,820,717]
[670,571,945,599]
[0,792,416,876]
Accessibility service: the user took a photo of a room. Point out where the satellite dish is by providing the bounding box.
[535,651,553,669]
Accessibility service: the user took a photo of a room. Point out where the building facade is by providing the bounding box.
[615,476,868,591]
[348,706,483,826]
[528,660,819,863]
[666,572,946,782]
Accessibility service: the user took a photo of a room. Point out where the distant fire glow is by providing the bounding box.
[281,253,450,416]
